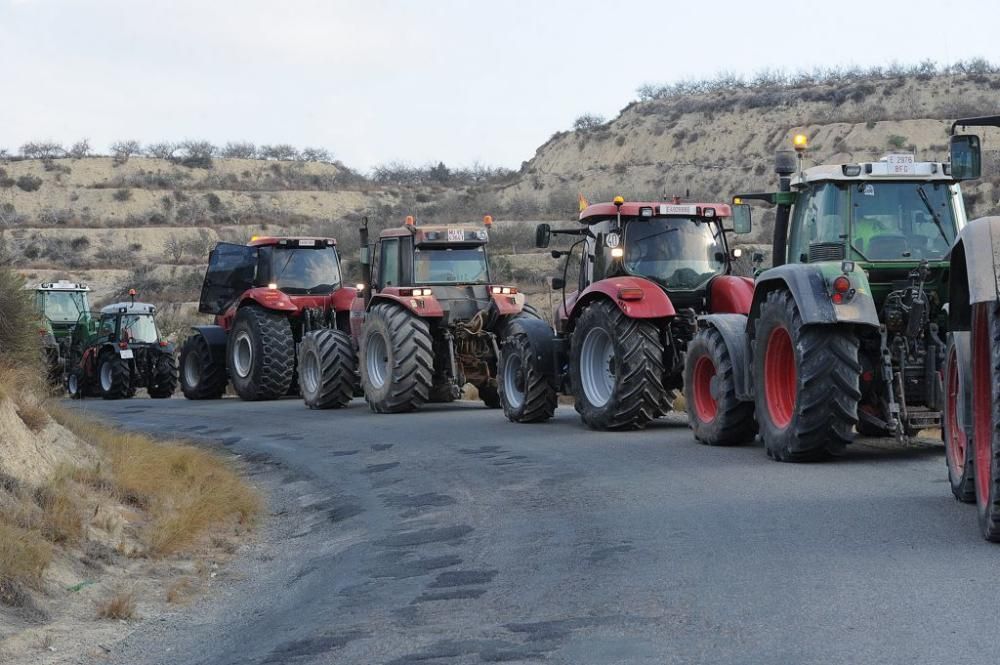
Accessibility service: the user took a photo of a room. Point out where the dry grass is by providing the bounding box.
[49,406,261,556]
[0,522,52,590]
[165,577,194,604]
[95,590,136,620]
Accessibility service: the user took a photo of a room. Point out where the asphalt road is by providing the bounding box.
[70,397,1000,665]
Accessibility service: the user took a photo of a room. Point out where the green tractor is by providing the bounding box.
[65,291,177,400]
[30,280,92,385]
[685,134,966,460]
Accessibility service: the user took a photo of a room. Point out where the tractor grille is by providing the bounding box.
[808,242,845,263]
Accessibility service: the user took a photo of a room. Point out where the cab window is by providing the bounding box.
[380,238,400,287]
[787,183,846,263]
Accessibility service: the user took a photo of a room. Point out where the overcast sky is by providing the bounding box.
[1,0,998,171]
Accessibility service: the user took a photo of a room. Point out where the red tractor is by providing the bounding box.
[498,198,753,429]
[938,115,1000,541]
[327,215,538,413]
[179,236,358,404]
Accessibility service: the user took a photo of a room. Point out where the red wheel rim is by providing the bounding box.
[764,326,796,429]
[945,342,967,475]
[692,355,718,423]
[973,304,993,505]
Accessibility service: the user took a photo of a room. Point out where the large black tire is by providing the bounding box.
[299,329,358,410]
[498,331,558,423]
[148,353,178,399]
[98,351,131,400]
[360,303,433,413]
[944,333,975,503]
[227,307,295,401]
[684,326,757,445]
[66,368,85,400]
[569,300,664,430]
[180,334,228,400]
[971,302,1000,541]
[754,289,860,462]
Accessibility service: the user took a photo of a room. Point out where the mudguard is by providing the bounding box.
[503,316,563,378]
[368,291,444,318]
[191,325,228,365]
[750,263,879,329]
[947,216,1000,331]
[240,287,299,313]
[568,276,676,328]
[709,275,754,315]
[699,313,753,401]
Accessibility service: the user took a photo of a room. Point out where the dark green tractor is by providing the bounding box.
[66,294,177,400]
[686,134,967,461]
[30,281,92,386]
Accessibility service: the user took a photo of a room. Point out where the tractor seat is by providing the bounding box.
[866,234,909,258]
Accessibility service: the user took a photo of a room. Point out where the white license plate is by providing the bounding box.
[118,349,134,359]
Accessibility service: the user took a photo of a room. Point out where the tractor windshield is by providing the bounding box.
[41,291,88,323]
[623,217,726,289]
[413,246,489,284]
[271,246,342,295]
[850,181,958,260]
[121,314,159,344]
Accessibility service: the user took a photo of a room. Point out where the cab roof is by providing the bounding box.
[100,302,156,315]
[248,236,337,247]
[579,201,732,224]
[34,280,90,292]
[381,223,490,245]
[792,157,955,187]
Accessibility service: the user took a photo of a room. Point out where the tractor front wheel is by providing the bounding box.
[754,289,860,462]
[99,352,131,400]
[499,331,558,423]
[971,302,1000,541]
[180,333,228,400]
[66,368,85,400]
[148,353,178,399]
[299,329,358,409]
[570,300,664,430]
[943,333,975,503]
[227,307,295,401]
[360,303,433,413]
[684,327,757,445]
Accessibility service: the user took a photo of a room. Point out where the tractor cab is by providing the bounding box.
[198,236,343,316]
[34,280,91,332]
[537,198,743,325]
[91,301,163,348]
[361,216,511,324]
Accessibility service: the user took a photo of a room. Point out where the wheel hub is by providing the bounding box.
[692,355,718,423]
[233,331,253,379]
[100,362,113,392]
[366,332,389,389]
[580,327,615,408]
[764,326,796,429]
[504,353,525,409]
[184,349,202,387]
[302,347,320,394]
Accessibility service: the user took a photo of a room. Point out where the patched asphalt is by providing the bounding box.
[71,397,1000,665]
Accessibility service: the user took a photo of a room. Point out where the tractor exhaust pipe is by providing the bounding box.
[359,216,372,304]
[772,150,796,268]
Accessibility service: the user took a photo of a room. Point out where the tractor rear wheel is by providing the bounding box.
[754,289,860,462]
[227,306,295,401]
[684,326,757,445]
[99,352,131,400]
[570,300,664,430]
[499,331,558,423]
[66,368,85,400]
[943,333,975,503]
[360,303,433,413]
[180,333,228,400]
[148,353,178,399]
[971,302,1000,540]
[299,329,358,409]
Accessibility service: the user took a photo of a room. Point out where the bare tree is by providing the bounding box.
[110,140,142,165]
[177,140,217,168]
[20,141,65,159]
[145,142,177,160]
[68,139,91,159]
[259,144,299,161]
[221,141,257,159]
[163,235,185,263]
[299,147,331,162]
[572,114,605,131]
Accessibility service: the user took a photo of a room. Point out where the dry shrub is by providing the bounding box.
[95,590,135,620]
[165,577,193,604]
[0,522,52,591]
[49,407,261,556]
[34,480,83,544]
[0,268,41,366]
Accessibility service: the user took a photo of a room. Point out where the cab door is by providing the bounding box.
[199,243,257,315]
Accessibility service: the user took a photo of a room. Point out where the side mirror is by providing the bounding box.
[551,277,565,291]
[732,204,752,234]
[535,223,552,249]
[950,134,982,181]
